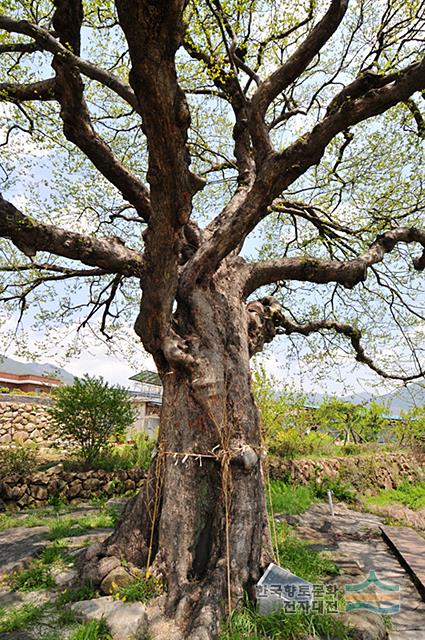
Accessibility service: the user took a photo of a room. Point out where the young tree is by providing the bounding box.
[48,375,136,464]
[0,1,424,637]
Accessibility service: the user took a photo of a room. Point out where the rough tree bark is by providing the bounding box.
[1,1,425,638]
[80,259,274,638]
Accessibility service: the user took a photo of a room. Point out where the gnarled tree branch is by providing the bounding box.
[244,226,425,296]
[0,78,56,102]
[249,0,349,158]
[0,15,138,109]
[182,56,425,289]
[247,295,425,381]
[0,196,143,277]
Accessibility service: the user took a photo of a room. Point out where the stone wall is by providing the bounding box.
[0,464,146,510]
[0,395,160,446]
[0,398,58,446]
[269,451,424,491]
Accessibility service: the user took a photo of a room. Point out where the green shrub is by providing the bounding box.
[268,428,336,460]
[48,375,137,464]
[393,407,425,449]
[91,433,156,471]
[130,432,157,469]
[313,476,357,503]
[0,441,38,479]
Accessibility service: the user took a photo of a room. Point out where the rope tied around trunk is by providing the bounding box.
[149,441,267,616]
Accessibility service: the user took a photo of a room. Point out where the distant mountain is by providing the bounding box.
[304,385,425,416]
[0,355,75,384]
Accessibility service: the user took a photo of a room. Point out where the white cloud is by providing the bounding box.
[0,315,154,388]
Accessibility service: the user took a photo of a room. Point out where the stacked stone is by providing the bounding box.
[0,400,57,446]
[268,452,424,490]
[0,464,146,510]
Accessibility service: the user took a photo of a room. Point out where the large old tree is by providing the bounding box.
[0,0,425,637]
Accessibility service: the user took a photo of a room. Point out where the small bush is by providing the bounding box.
[268,428,336,460]
[0,441,38,479]
[313,476,357,503]
[91,433,156,472]
[48,375,137,464]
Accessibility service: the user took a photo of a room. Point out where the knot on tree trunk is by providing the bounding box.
[246,295,284,355]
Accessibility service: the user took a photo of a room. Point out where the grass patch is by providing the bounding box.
[275,523,338,583]
[112,572,163,603]
[56,584,98,605]
[220,601,350,640]
[268,478,357,517]
[40,540,74,565]
[221,523,344,639]
[48,511,115,541]
[0,511,52,531]
[8,561,56,592]
[0,602,47,632]
[362,480,425,511]
[268,482,315,515]
[0,502,115,534]
[313,477,357,504]
[69,619,112,640]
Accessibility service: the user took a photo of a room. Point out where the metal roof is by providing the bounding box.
[129,370,162,386]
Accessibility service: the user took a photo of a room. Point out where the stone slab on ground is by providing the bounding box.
[0,526,48,577]
[71,596,148,640]
[0,589,51,609]
[64,527,112,548]
[339,611,387,640]
[0,632,34,640]
[381,525,425,599]
[146,601,184,640]
[277,502,425,638]
[0,524,111,579]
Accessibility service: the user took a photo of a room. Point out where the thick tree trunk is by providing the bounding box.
[80,275,273,639]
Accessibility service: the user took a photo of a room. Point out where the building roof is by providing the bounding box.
[0,371,61,387]
[129,370,162,386]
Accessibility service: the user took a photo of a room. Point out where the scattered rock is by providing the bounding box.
[84,542,104,561]
[71,596,148,640]
[340,611,387,640]
[100,566,134,595]
[29,486,48,501]
[51,568,78,588]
